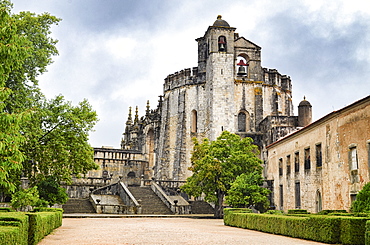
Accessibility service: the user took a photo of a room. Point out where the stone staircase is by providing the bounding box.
[128,187,172,214]
[189,200,214,214]
[62,198,96,213]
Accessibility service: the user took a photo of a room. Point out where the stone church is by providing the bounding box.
[64,16,369,214]
[121,15,311,182]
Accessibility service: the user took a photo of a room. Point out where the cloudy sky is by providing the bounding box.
[11,0,370,148]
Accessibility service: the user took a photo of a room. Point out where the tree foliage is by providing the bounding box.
[11,186,41,211]
[226,172,270,212]
[351,182,370,213]
[0,0,31,193]
[36,176,68,206]
[22,95,98,190]
[0,0,98,203]
[181,131,265,217]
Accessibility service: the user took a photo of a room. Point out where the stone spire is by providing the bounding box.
[126,107,132,125]
[146,100,150,116]
[134,106,139,124]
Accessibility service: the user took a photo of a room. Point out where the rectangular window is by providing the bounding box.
[286,155,291,175]
[295,182,301,209]
[316,143,322,168]
[294,151,300,173]
[304,148,311,170]
[279,185,284,210]
[349,146,358,170]
[279,158,283,176]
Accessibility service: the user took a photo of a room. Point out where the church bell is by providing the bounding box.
[237,66,246,76]
[237,60,248,76]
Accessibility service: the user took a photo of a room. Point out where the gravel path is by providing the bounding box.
[39,218,327,245]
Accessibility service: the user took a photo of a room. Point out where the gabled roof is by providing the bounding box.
[234,36,261,50]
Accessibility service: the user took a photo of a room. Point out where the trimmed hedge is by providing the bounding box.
[0,226,20,245]
[0,213,29,245]
[366,220,370,245]
[32,207,63,213]
[224,208,369,244]
[0,207,14,212]
[287,209,309,214]
[27,211,63,245]
[0,209,62,245]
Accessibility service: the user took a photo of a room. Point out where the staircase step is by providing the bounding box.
[190,200,214,214]
[128,187,172,214]
[62,198,96,214]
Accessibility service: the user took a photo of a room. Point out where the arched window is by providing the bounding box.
[191,110,197,133]
[218,36,226,52]
[238,111,250,132]
[127,171,136,178]
[238,112,246,132]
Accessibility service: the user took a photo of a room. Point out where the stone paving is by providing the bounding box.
[39,217,327,245]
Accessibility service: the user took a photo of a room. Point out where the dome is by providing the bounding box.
[299,96,312,107]
[212,15,230,27]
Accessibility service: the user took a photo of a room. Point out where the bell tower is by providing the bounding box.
[196,15,237,140]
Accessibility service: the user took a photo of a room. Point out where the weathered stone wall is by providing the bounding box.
[66,147,148,198]
[266,96,370,212]
[153,17,296,182]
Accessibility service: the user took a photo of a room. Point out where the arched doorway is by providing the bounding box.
[316,190,322,213]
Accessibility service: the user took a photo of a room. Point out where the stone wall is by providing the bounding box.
[266,96,370,212]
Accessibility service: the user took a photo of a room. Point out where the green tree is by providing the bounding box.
[351,182,370,213]
[181,131,263,218]
[0,1,98,204]
[5,8,60,114]
[0,0,32,195]
[22,95,98,199]
[11,186,41,211]
[226,172,270,212]
[36,176,68,206]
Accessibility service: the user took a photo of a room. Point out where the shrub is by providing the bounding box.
[11,187,41,211]
[27,211,63,245]
[0,207,14,212]
[288,209,309,214]
[318,209,347,215]
[351,182,370,213]
[224,208,370,244]
[0,212,29,245]
[264,210,284,215]
[0,226,20,245]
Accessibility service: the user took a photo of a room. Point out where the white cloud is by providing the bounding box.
[11,0,370,148]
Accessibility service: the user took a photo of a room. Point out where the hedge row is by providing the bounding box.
[224,208,369,245]
[366,221,370,245]
[0,212,29,245]
[0,209,63,245]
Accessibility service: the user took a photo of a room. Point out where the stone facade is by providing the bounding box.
[266,95,370,212]
[66,147,147,198]
[122,15,307,182]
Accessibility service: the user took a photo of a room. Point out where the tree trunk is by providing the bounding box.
[214,191,224,218]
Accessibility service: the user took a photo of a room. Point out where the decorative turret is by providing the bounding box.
[146,100,150,116]
[298,96,312,127]
[134,106,139,125]
[126,107,133,125]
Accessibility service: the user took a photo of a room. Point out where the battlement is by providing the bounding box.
[263,68,292,92]
[163,67,202,92]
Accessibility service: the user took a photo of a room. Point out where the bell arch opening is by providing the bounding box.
[236,54,249,77]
